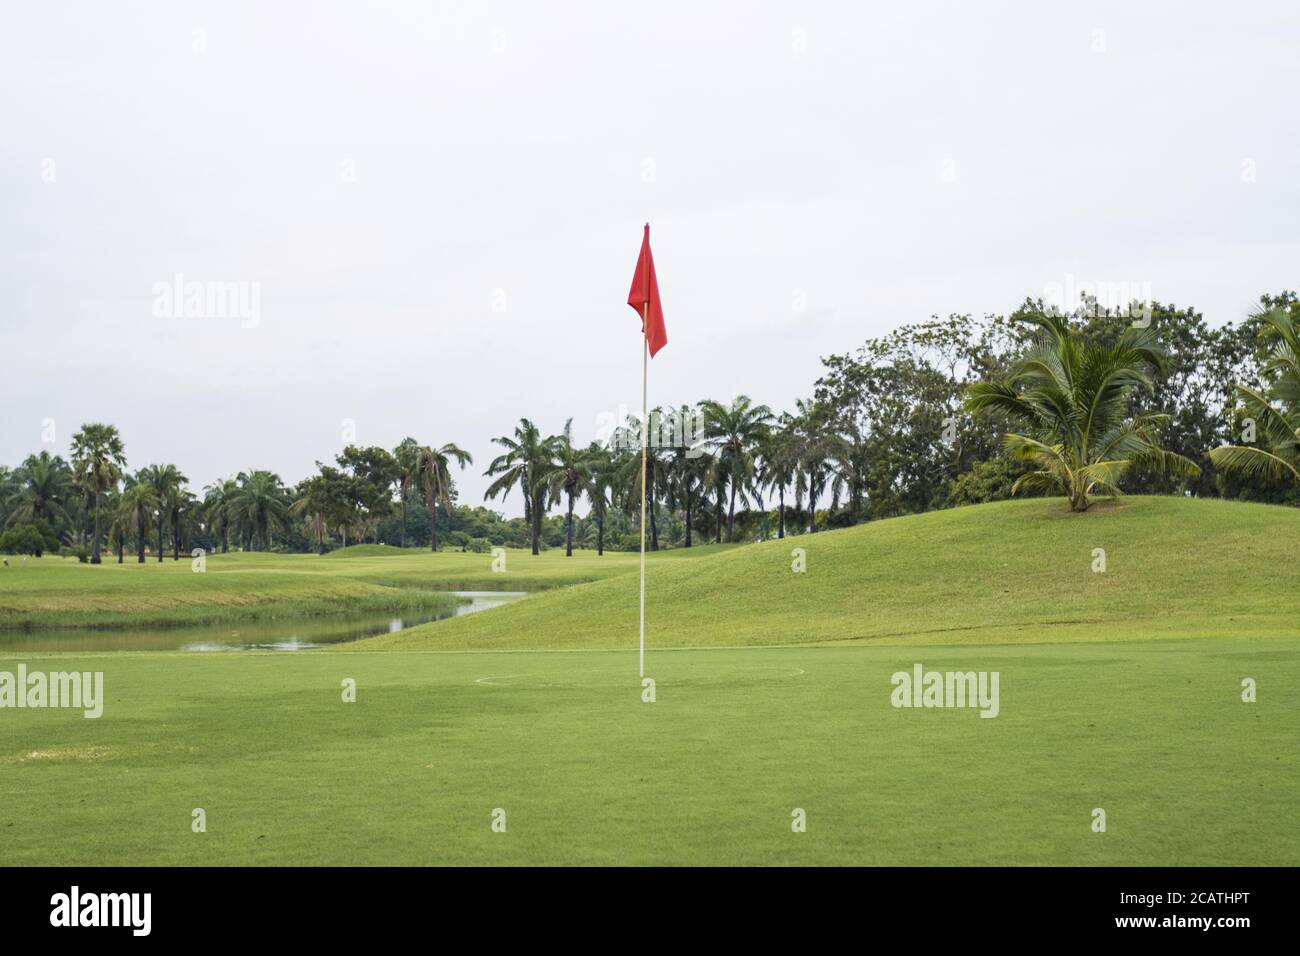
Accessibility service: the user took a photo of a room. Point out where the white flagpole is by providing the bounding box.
[639,303,649,679]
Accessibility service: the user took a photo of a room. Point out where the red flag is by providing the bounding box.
[627,223,667,357]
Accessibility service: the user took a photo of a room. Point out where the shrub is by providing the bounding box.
[946,458,1037,507]
[0,524,49,556]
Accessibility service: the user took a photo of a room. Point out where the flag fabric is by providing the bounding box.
[627,223,668,357]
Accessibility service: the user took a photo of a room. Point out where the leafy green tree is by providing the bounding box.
[0,523,47,556]
[69,424,127,564]
[965,311,1199,512]
[336,446,401,543]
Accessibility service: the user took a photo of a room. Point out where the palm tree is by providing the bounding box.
[228,470,290,551]
[1210,306,1300,486]
[485,419,557,556]
[118,478,158,564]
[584,442,617,556]
[202,478,238,553]
[760,416,800,539]
[69,424,127,564]
[701,453,727,543]
[660,404,708,548]
[164,482,193,560]
[700,396,774,541]
[393,437,422,548]
[781,399,837,533]
[6,451,73,530]
[290,475,333,555]
[965,310,1199,511]
[104,488,126,563]
[547,421,592,557]
[139,464,186,561]
[415,442,473,552]
[612,413,668,551]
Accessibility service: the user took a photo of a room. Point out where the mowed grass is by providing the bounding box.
[0,543,724,630]
[2,496,1297,865]
[1,639,1295,865]
[355,496,1300,651]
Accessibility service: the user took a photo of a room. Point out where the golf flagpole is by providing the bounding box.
[639,304,649,678]
[626,221,665,681]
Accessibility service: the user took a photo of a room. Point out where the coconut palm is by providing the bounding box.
[659,404,709,548]
[612,412,669,551]
[202,478,239,553]
[965,310,1199,511]
[393,437,422,548]
[760,415,801,539]
[485,419,557,556]
[784,399,837,533]
[104,488,126,564]
[546,421,592,558]
[69,424,127,564]
[117,477,158,564]
[139,464,186,561]
[583,442,618,556]
[6,451,73,531]
[228,470,290,551]
[165,483,193,560]
[290,475,332,555]
[415,442,473,552]
[699,396,774,542]
[1209,306,1300,486]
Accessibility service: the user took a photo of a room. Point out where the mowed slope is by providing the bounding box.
[353,496,1300,651]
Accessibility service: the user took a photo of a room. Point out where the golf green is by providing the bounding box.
[2,638,1294,865]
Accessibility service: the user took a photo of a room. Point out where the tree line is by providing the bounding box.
[3,292,1297,561]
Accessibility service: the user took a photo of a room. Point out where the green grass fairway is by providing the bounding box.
[0,541,735,631]
[2,496,1297,865]
[354,496,1300,650]
[1,639,1295,865]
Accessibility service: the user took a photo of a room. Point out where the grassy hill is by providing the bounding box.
[351,496,1300,651]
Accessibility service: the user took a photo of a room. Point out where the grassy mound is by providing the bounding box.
[350,496,1300,651]
[320,544,414,558]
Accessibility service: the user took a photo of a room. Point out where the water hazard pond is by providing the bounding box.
[0,591,527,653]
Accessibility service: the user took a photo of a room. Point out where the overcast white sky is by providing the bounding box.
[2,1,1297,514]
